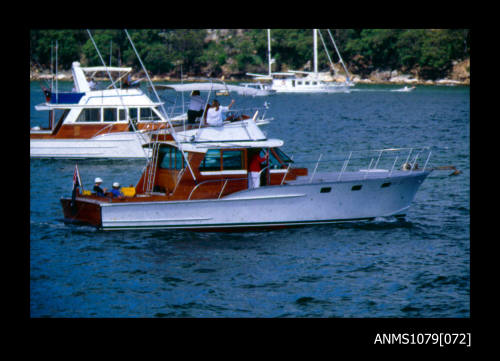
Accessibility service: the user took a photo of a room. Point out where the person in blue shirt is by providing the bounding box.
[110,182,124,199]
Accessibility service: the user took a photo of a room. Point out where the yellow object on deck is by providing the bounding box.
[121,187,136,197]
[82,190,92,196]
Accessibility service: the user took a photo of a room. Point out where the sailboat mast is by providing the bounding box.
[313,29,318,75]
[267,29,272,76]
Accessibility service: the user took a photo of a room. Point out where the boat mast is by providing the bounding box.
[313,29,318,75]
[55,40,58,98]
[267,29,272,76]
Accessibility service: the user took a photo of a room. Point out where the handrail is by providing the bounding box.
[284,146,433,182]
[187,177,248,200]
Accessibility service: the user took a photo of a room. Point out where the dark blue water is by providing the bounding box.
[30,82,470,317]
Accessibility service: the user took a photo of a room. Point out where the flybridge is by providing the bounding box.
[72,61,132,92]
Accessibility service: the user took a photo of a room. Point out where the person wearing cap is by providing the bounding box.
[204,98,235,126]
[93,177,107,197]
[110,182,124,199]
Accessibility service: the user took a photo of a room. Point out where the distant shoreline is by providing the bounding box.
[30,71,470,87]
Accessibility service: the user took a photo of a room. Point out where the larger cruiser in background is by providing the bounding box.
[30,62,171,159]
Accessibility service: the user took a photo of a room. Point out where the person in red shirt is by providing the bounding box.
[248,149,268,189]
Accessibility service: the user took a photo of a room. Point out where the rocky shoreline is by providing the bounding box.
[30,58,469,86]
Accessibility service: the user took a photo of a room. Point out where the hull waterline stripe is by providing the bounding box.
[100,217,380,230]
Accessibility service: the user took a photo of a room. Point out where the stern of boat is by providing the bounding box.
[60,197,103,228]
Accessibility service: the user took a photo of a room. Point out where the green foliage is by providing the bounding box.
[30,29,470,80]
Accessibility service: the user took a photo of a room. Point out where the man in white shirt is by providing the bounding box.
[187,90,205,124]
[205,99,235,126]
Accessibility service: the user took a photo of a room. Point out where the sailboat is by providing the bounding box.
[247,29,353,93]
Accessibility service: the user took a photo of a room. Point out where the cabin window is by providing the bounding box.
[305,81,310,85]
[292,80,296,87]
[76,108,101,122]
[118,109,126,121]
[158,146,184,170]
[269,151,282,169]
[174,148,183,170]
[274,148,293,164]
[222,150,243,170]
[351,185,362,191]
[297,81,302,85]
[139,107,161,122]
[159,147,171,169]
[320,187,331,193]
[312,81,317,85]
[129,108,138,122]
[103,108,117,122]
[199,149,221,171]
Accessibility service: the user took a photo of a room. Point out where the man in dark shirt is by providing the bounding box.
[93,177,106,197]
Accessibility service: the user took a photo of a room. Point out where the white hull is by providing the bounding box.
[30,132,151,159]
[271,81,351,93]
[97,170,429,230]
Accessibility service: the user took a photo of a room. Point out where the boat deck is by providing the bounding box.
[287,169,430,185]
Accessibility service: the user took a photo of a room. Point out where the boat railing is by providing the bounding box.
[93,122,117,137]
[188,177,248,201]
[295,146,432,183]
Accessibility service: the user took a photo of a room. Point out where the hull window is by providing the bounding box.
[381,182,391,188]
[351,185,362,191]
[320,187,331,193]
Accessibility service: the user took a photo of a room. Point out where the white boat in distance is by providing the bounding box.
[391,86,416,92]
[247,29,353,93]
[61,113,433,231]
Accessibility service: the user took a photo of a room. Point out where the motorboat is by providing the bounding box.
[61,114,433,231]
[391,86,416,92]
[30,63,270,158]
[30,61,172,159]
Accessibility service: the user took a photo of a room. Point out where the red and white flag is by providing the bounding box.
[72,164,82,190]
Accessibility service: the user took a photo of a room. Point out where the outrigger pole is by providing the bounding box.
[86,30,149,160]
[124,29,197,183]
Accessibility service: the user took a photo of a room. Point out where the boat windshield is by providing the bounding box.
[274,148,293,164]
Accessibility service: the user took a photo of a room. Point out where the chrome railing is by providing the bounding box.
[187,177,248,200]
[296,146,432,184]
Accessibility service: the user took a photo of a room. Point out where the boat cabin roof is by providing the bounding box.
[80,66,132,74]
[151,138,284,154]
[149,118,283,153]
